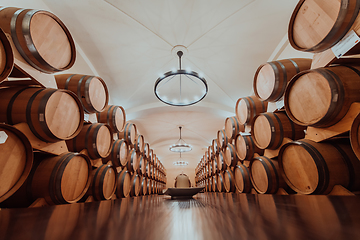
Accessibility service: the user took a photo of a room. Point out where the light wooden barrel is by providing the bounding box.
[225,116,245,140]
[288,0,360,53]
[217,129,228,149]
[250,156,286,194]
[215,151,226,172]
[130,173,141,197]
[66,123,112,159]
[127,149,140,173]
[31,152,91,204]
[211,157,218,175]
[235,96,267,125]
[97,105,126,133]
[104,139,129,167]
[122,123,137,148]
[216,173,225,192]
[115,169,131,198]
[0,124,33,203]
[89,164,117,201]
[252,112,306,150]
[140,157,148,176]
[234,164,252,193]
[0,87,84,142]
[0,28,13,82]
[136,155,145,175]
[147,179,152,194]
[223,168,236,193]
[212,138,220,155]
[279,139,360,194]
[350,112,360,160]
[139,177,148,196]
[284,65,360,127]
[224,143,238,167]
[254,58,312,101]
[144,143,150,159]
[55,74,109,113]
[0,7,76,73]
[134,134,145,153]
[235,134,264,161]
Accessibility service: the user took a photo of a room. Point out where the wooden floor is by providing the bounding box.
[1,193,360,240]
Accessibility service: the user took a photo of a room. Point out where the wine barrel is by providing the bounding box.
[224,143,238,167]
[234,164,252,193]
[215,151,226,172]
[350,112,360,160]
[250,156,286,194]
[254,58,312,101]
[225,116,245,140]
[140,157,148,177]
[123,123,137,148]
[139,177,148,196]
[235,134,264,161]
[0,7,76,73]
[0,87,84,142]
[212,138,220,155]
[0,124,33,203]
[89,164,117,201]
[134,134,145,153]
[235,96,267,125]
[223,168,236,193]
[252,111,306,150]
[217,129,228,149]
[144,143,150,159]
[136,155,145,175]
[288,0,360,53]
[130,173,141,197]
[66,123,112,159]
[284,65,360,127]
[212,176,218,192]
[147,179,153,194]
[212,157,218,175]
[55,74,108,113]
[103,139,129,167]
[127,149,140,173]
[279,139,360,194]
[116,169,131,198]
[216,173,225,192]
[97,105,126,133]
[0,28,13,82]
[31,152,91,204]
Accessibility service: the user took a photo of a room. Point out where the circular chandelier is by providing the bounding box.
[154,50,208,106]
[173,152,189,166]
[169,126,192,152]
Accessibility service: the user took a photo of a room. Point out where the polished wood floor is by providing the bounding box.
[1,193,360,240]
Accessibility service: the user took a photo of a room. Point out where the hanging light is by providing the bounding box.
[154,50,208,106]
[173,152,189,166]
[169,126,192,152]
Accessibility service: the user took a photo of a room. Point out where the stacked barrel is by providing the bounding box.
[0,6,166,208]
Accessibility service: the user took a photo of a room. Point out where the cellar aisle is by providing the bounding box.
[0,193,359,240]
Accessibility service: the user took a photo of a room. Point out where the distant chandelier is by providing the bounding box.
[154,50,208,106]
[173,152,189,166]
[169,126,192,152]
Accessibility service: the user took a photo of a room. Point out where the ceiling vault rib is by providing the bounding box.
[104,0,173,47]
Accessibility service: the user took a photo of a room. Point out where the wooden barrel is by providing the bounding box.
[116,169,131,198]
[224,143,238,167]
[0,7,76,73]
[0,28,13,82]
[250,156,286,194]
[225,116,245,140]
[235,96,267,125]
[31,152,91,204]
[288,0,360,53]
[0,87,84,142]
[147,179,152,194]
[212,157,218,175]
[136,155,145,175]
[252,111,306,150]
[55,74,109,113]
[350,112,360,160]
[235,134,264,161]
[140,157,148,176]
[234,164,252,193]
[217,129,228,149]
[0,124,33,203]
[279,139,360,194]
[254,58,312,101]
[212,176,218,192]
[215,151,226,172]
[144,143,150,159]
[139,177,148,196]
[96,105,126,133]
[284,65,360,127]
[104,139,129,167]
[122,123,137,148]
[212,138,220,154]
[216,173,225,192]
[134,134,145,153]
[223,168,236,193]
[89,164,117,201]
[66,123,112,159]
[127,149,140,173]
[130,173,141,197]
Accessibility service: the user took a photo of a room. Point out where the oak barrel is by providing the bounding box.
[130,173,141,197]
[127,149,140,173]
[235,96,267,125]
[31,152,91,204]
[215,151,226,172]
[279,139,360,194]
[223,168,236,193]
[254,58,312,101]
[225,116,245,140]
[144,143,150,159]
[0,7,76,73]
[103,139,129,167]
[216,173,225,192]
[217,129,228,149]
[252,111,306,150]
[212,138,220,154]
[139,177,148,196]
[250,156,286,194]
[97,105,126,133]
[284,66,360,127]
[212,176,218,192]
[235,134,264,161]
[89,164,117,201]
[0,124,33,203]
[350,112,360,160]
[122,122,137,148]
[55,74,109,113]
[0,87,84,142]
[66,123,112,159]
[0,28,13,82]
[134,134,145,153]
[234,164,252,193]
[224,143,238,167]
[288,0,360,53]
[140,156,148,176]
[116,169,131,198]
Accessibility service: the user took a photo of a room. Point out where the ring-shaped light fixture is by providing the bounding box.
[169,126,192,152]
[154,51,208,106]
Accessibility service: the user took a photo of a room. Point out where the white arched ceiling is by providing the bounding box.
[3,0,311,185]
